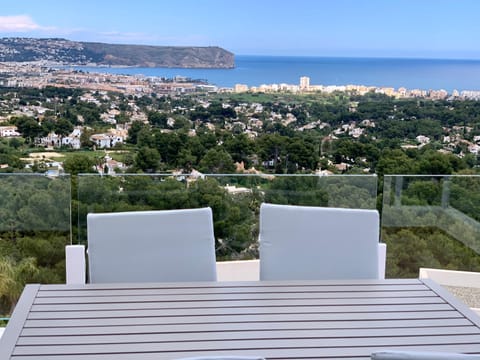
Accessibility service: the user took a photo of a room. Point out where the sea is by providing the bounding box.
[71,55,480,93]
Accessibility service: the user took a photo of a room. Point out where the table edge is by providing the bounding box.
[421,278,480,328]
[0,284,40,360]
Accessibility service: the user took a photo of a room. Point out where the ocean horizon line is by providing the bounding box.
[234,54,480,62]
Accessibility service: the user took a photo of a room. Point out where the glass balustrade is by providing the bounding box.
[0,173,71,315]
[77,173,377,260]
[7,173,479,283]
[382,175,480,278]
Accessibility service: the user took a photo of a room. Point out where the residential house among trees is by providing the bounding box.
[37,127,82,149]
[0,126,20,137]
[90,129,127,149]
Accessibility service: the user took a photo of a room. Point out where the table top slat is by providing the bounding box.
[30,292,440,311]
[20,317,473,336]
[33,292,437,305]
[39,278,424,291]
[16,325,480,346]
[36,284,429,298]
[9,343,480,360]
[23,309,465,328]
[27,303,454,320]
[12,334,480,355]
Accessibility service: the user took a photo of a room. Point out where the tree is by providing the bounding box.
[154,132,187,166]
[416,150,465,175]
[80,128,94,148]
[54,118,74,141]
[197,129,219,150]
[75,101,102,124]
[14,116,43,144]
[291,107,308,125]
[127,121,149,145]
[176,149,196,172]
[171,115,191,130]
[63,155,96,175]
[207,102,237,122]
[186,136,206,162]
[199,148,236,173]
[376,149,416,176]
[134,147,161,173]
[265,176,329,206]
[115,111,130,124]
[148,111,168,128]
[223,134,256,168]
[257,133,287,170]
[286,138,318,171]
[41,117,56,134]
[8,137,22,149]
[136,127,156,148]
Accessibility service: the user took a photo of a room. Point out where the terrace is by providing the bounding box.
[1,173,480,357]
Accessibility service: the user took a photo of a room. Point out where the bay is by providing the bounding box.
[71,55,480,92]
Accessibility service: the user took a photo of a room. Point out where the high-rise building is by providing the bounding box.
[300,76,310,90]
[234,84,249,93]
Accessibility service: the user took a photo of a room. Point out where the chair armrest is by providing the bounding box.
[65,245,86,284]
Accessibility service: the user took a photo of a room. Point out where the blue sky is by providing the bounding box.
[0,0,479,59]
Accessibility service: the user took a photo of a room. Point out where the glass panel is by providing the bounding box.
[0,173,71,310]
[382,175,480,278]
[78,174,377,260]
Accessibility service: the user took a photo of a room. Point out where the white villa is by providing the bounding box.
[0,126,20,137]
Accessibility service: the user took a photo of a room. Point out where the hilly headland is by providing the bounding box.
[0,37,235,68]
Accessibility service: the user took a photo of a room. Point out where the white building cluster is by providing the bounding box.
[234,76,480,100]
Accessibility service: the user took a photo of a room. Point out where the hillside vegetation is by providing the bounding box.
[0,37,235,68]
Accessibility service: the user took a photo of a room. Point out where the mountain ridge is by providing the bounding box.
[0,37,235,68]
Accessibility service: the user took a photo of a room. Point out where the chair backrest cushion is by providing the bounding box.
[87,208,217,283]
[259,203,379,280]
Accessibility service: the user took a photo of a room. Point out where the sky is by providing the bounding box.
[0,0,479,59]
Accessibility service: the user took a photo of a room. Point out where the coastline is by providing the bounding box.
[3,58,480,97]
[61,55,480,92]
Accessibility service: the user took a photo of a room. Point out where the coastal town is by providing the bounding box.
[3,61,480,99]
[1,61,480,176]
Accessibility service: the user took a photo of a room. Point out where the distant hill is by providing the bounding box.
[0,37,235,68]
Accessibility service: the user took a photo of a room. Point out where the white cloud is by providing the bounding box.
[0,15,211,46]
[0,15,53,32]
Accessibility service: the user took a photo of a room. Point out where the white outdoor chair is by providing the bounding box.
[259,203,385,281]
[371,350,480,360]
[81,207,217,283]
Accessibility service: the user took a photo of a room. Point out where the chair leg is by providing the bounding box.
[378,243,387,279]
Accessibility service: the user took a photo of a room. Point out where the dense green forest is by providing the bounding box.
[2,87,480,316]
